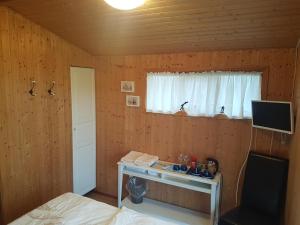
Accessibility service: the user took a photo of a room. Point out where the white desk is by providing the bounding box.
[117,161,222,225]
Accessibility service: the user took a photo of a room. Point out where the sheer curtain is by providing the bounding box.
[146,71,262,118]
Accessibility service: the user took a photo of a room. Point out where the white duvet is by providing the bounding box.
[9,193,176,225]
[109,207,175,225]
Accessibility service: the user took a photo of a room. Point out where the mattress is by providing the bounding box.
[9,193,176,225]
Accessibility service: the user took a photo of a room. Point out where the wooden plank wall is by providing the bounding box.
[0,5,297,223]
[0,6,95,224]
[95,49,295,214]
[286,46,300,225]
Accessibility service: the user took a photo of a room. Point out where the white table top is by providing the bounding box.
[118,160,221,186]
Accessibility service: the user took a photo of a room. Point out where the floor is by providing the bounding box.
[122,197,210,225]
[84,190,118,207]
[85,191,206,225]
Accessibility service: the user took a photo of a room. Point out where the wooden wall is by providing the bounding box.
[0,4,297,223]
[286,47,300,225]
[95,49,295,214]
[0,6,95,224]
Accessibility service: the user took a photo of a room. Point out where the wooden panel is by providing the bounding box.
[1,0,300,55]
[0,6,94,224]
[95,49,295,214]
[286,47,300,225]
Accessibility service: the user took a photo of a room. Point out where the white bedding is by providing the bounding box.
[9,193,176,225]
[109,207,175,225]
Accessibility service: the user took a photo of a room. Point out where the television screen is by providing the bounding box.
[252,100,293,134]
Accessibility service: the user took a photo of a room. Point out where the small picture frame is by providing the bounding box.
[121,81,135,93]
[126,95,140,107]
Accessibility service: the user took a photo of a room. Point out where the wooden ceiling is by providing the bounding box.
[1,0,300,55]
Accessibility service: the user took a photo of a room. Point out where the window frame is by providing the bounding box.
[143,67,269,120]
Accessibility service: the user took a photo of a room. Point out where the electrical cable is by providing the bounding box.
[291,39,300,101]
[254,128,258,150]
[235,39,299,206]
[235,126,253,206]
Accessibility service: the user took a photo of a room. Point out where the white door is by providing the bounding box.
[71,67,96,195]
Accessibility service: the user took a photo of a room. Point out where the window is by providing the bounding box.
[146,71,262,119]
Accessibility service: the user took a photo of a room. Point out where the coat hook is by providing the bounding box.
[48,81,56,96]
[29,80,37,96]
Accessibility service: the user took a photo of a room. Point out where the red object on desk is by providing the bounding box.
[191,155,197,169]
[191,161,196,169]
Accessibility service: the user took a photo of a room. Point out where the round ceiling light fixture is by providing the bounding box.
[104,0,145,10]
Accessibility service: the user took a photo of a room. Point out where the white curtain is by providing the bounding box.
[146,71,262,118]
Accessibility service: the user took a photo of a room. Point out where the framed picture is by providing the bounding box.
[121,81,135,93]
[126,95,140,107]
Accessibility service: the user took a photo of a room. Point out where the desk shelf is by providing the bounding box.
[122,196,211,225]
[122,167,212,193]
[118,160,222,225]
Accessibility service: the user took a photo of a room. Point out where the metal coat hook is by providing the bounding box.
[29,80,37,96]
[48,81,56,96]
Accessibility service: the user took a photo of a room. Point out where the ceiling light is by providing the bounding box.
[104,0,145,10]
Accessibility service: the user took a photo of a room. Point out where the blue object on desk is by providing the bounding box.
[180,165,188,171]
[186,168,215,179]
[173,164,180,171]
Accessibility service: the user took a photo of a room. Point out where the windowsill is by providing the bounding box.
[145,111,252,121]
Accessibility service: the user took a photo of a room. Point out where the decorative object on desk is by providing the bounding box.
[126,177,147,204]
[173,164,180,171]
[170,164,189,174]
[121,81,135,93]
[126,95,140,107]
[188,162,202,176]
[177,153,190,172]
[187,167,214,179]
[178,153,190,165]
[195,166,201,174]
[178,153,184,164]
[183,154,190,165]
[191,161,196,171]
[207,158,219,175]
[180,164,188,171]
[186,157,219,179]
[190,155,198,170]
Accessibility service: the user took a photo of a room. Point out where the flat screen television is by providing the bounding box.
[251,100,294,134]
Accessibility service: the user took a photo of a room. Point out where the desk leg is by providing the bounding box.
[215,177,222,225]
[210,184,217,225]
[118,164,123,208]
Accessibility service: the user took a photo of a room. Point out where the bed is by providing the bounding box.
[9,193,176,225]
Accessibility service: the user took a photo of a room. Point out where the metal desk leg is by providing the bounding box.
[118,164,123,208]
[210,184,217,225]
